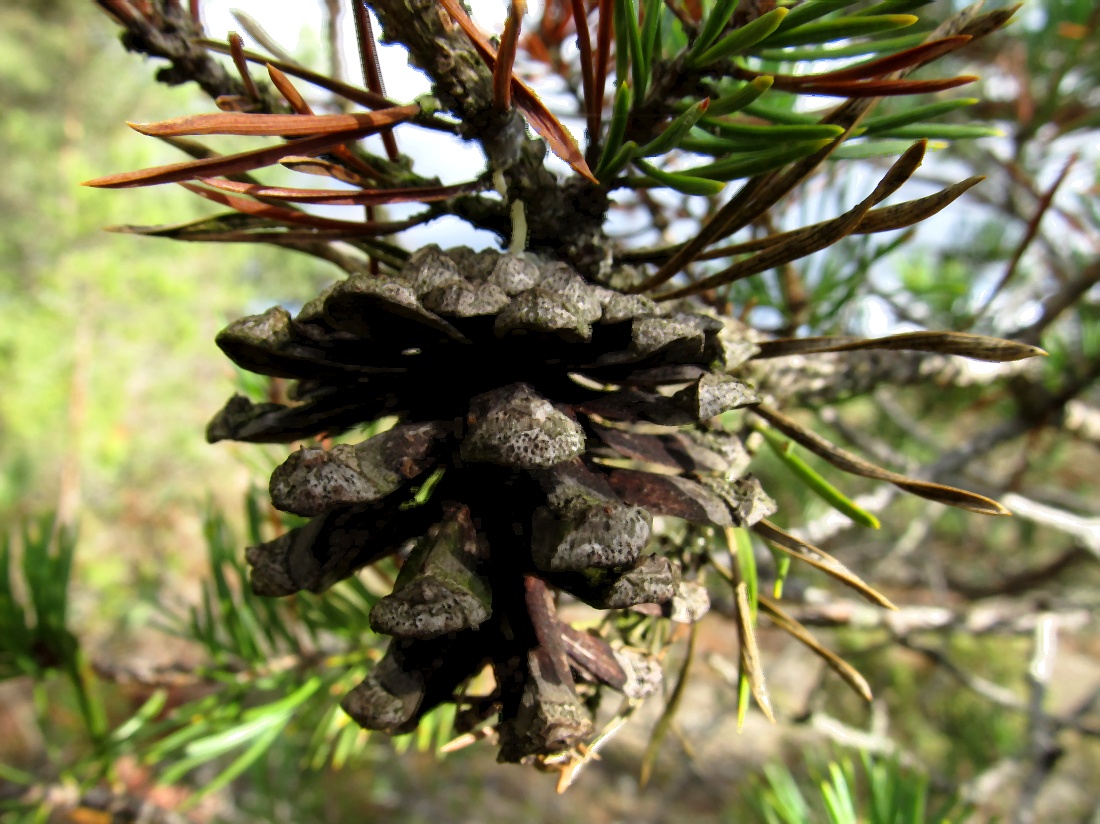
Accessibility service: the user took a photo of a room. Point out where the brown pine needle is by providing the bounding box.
[735,581,775,726]
[753,331,1047,363]
[754,520,897,610]
[352,1,399,161]
[568,0,596,139]
[438,0,595,182]
[228,32,261,102]
[753,405,1010,516]
[759,595,873,702]
[593,0,614,143]
[494,0,526,111]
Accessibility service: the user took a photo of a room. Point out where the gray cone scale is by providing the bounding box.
[213,246,767,762]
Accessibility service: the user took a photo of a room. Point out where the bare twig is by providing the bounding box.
[1000,493,1100,556]
[946,544,1094,600]
[1013,616,1064,824]
[785,598,1092,639]
[969,154,1077,327]
[1064,400,1100,448]
[231,9,299,65]
[1014,258,1100,346]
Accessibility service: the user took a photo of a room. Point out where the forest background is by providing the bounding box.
[1,0,1098,822]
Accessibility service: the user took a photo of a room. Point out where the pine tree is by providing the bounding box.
[86,0,1039,778]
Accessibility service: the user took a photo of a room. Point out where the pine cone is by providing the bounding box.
[208,246,771,762]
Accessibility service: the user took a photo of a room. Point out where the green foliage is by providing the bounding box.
[758,13,918,51]
[690,0,743,62]
[596,82,633,177]
[639,98,712,157]
[634,157,726,194]
[1,517,78,681]
[0,517,107,752]
[744,751,968,824]
[687,7,790,68]
[5,0,1097,818]
[704,75,774,117]
[0,497,472,816]
[602,0,1003,191]
[759,427,881,530]
[0,2,338,517]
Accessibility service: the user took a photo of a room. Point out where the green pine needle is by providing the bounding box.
[634,157,726,195]
[705,76,774,118]
[689,7,789,67]
[759,14,918,51]
[688,0,741,62]
[760,426,881,530]
[640,98,712,157]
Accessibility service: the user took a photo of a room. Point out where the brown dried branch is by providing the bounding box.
[754,520,896,609]
[619,176,983,265]
[494,0,525,111]
[753,331,1045,363]
[592,0,613,156]
[970,153,1078,326]
[567,0,596,140]
[83,107,419,190]
[1014,257,1100,346]
[366,0,608,267]
[437,0,594,181]
[758,595,873,701]
[946,543,1094,600]
[227,32,261,104]
[95,0,271,105]
[368,0,519,147]
[194,176,486,206]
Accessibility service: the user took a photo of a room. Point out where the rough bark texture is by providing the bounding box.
[368,0,610,273]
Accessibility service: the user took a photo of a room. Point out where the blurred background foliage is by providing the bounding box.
[1,0,1098,822]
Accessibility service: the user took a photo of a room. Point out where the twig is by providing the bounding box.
[969,154,1077,327]
[231,9,299,65]
[784,598,1093,639]
[1013,257,1100,346]
[1013,615,1063,824]
[98,0,267,107]
[817,406,917,472]
[892,633,1099,739]
[661,0,696,37]
[1063,400,1100,448]
[1000,493,1100,556]
[945,543,1094,599]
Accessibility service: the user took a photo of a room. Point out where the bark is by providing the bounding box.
[368,0,611,272]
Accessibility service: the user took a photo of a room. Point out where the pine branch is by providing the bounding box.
[97,0,277,108]
[749,350,1038,408]
[367,0,612,270]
